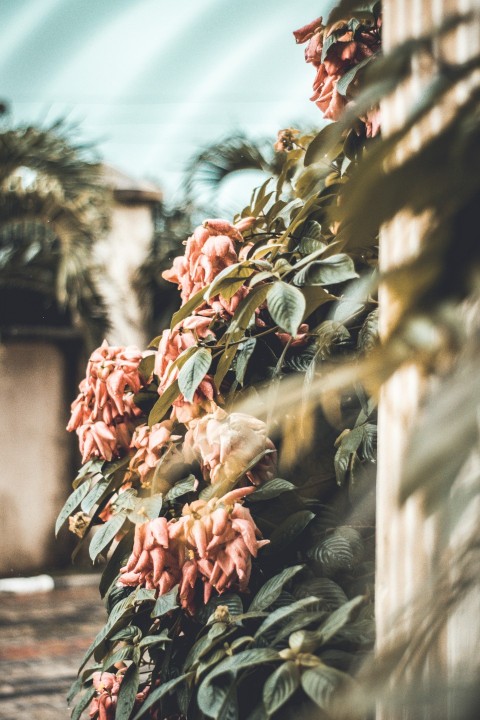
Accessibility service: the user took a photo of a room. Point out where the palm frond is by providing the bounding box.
[0,121,111,347]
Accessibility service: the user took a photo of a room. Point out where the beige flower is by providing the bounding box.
[183,407,276,489]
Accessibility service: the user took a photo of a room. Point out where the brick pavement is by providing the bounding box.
[0,577,105,720]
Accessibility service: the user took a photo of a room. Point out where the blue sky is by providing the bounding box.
[1,0,335,203]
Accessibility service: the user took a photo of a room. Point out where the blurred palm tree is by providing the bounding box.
[0,118,111,348]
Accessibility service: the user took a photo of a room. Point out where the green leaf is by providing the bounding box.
[138,353,155,382]
[89,512,128,562]
[79,596,134,671]
[139,630,172,648]
[206,263,254,301]
[197,593,243,624]
[293,578,348,611]
[293,254,358,287]
[67,676,84,706]
[202,649,280,686]
[151,585,180,617]
[116,662,140,720]
[102,645,133,670]
[228,283,273,335]
[301,664,352,710]
[148,380,180,425]
[178,347,212,403]
[317,596,364,645]
[263,661,300,717]
[55,481,91,536]
[197,676,238,720]
[308,528,364,577]
[249,565,304,612]
[99,530,134,598]
[268,511,315,554]
[184,629,235,672]
[267,281,306,336]
[165,475,196,501]
[255,596,320,640]
[234,337,257,385]
[72,459,103,489]
[132,674,190,720]
[298,221,326,256]
[71,686,96,720]
[127,494,163,525]
[336,55,375,97]
[334,423,376,485]
[248,478,295,502]
[170,286,208,328]
[81,478,112,514]
[214,330,243,389]
[304,123,344,167]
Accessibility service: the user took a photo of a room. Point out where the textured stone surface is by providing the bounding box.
[0,578,104,720]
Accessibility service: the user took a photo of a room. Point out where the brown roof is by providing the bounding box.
[101,164,162,203]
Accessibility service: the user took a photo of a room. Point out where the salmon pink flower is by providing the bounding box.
[89,672,150,720]
[294,14,381,129]
[171,488,269,610]
[118,517,182,594]
[67,341,145,462]
[162,218,254,315]
[183,408,276,487]
[276,323,310,347]
[129,420,181,487]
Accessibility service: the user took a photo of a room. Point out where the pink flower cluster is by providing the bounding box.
[294,15,381,133]
[162,217,255,314]
[129,420,180,486]
[119,487,267,614]
[154,315,217,424]
[89,672,149,720]
[67,341,144,463]
[184,408,276,487]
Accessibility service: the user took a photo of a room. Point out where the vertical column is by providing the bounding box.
[375,0,478,717]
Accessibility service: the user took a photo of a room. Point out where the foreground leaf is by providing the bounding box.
[250,565,304,612]
[178,347,212,402]
[263,661,300,717]
[267,281,306,336]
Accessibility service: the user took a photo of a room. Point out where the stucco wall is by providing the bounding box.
[0,342,70,575]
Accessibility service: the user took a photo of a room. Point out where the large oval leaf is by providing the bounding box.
[89,512,127,562]
[55,481,91,536]
[267,281,306,336]
[202,648,280,686]
[178,347,212,403]
[293,254,358,287]
[249,565,304,612]
[267,511,315,554]
[301,664,352,710]
[263,661,300,717]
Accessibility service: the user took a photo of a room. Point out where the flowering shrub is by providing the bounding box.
[59,3,381,719]
[294,6,381,134]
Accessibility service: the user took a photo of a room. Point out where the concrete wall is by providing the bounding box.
[0,342,70,575]
[0,198,157,575]
[94,201,154,349]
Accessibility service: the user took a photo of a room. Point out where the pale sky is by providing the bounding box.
[1,0,335,203]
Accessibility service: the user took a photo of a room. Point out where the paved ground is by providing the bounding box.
[0,576,105,720]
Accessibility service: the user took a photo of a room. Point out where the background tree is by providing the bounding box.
[0,118,111,348]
